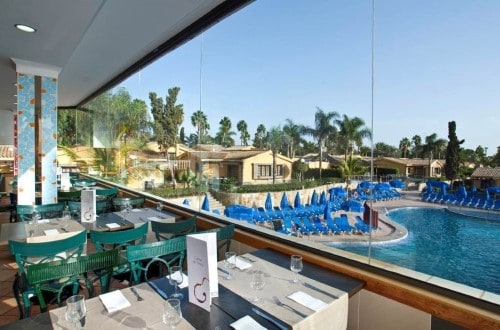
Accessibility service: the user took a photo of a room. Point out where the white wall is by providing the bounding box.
[0,110,14,145]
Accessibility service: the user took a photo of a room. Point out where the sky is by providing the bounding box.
[118,0,500,155]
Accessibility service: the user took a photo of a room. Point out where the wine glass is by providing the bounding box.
[290,255,303,284]
[224,252,237,280]
[61,208,71,229]
[29,211,40,237]
[65,295,86,330]
[168,266,184,299]
[250,270,265,304]
[163,298,182,329]
[156,202,164,212]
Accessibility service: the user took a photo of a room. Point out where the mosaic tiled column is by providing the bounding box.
[16,73,36,205]
[14,59,60,205]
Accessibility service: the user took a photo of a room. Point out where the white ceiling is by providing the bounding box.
[0,0,248,111]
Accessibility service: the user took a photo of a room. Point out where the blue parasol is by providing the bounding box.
[265,192,273,211]
[280,192,289,209]
[323,202,333,221]
[201,194,210,211]
[311,190,318,206]
[485,189,490,200]
[182,198,190,205]
[470,186,477,197]
[319,191,327,205]
[294,191,302,208]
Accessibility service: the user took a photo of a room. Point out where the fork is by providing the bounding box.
[272,296,307,318]
[131,287,144,301]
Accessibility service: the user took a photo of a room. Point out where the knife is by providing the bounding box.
[303,282,338,299]
[148,281,169,300]
[251,307,288,330]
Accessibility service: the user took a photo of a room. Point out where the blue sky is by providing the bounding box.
[119,0,499,155]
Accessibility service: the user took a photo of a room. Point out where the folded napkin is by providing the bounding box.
[106,223,120,229]
[44,229,59,235]
[169,271,189,289]
[229,256,252,270]
[230,315,266,330]
[38,219,50,224]
[99,290,131,313]
[147,216,161,222]
[287,291,327,312]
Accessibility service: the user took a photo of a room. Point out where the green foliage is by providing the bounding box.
[444,121,464,181]
[236,120,250,146]
[304,168,342,180]
[232,179,342,194]
[292,160,309,180]
[373,142,399,157]
[377,167,399,176]
[340,156,367,178]
[215,116,236,147]
[334,114,371,160]
[178,169,197,188]
[253,124,267,148]
[150,87,184,154]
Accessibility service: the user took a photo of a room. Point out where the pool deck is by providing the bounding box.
[267,190,448,244]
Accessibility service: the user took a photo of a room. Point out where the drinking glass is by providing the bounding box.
[61,209,71,229]
[250,270,265,304]
[168,266,184,299]
[29,211,40,237]
[224,251,237,280]
[163,298,182,329]
[65,295,86,330]
[156,202,164,212]
[290,255,303,284]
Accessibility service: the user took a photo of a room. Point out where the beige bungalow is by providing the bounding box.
[182,145,293,185]
[373,157,444,178]
[471,167,500,188]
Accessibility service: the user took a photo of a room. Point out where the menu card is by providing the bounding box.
[81,189,96,222]
[60,172,71,190]
[186,232,218,312]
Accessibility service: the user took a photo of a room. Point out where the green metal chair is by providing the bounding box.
[126,236,187,285]
[96,187,119,199]
[9,230,87,319]
[70,178,97,187]
[151,215,197,241]
[27,249,119,313]
[57,190,81,204]
[67,200,110,217]
[16,202,65,222]
[89,223,149,287]
[112,196,145,211]
[200,224,235,261]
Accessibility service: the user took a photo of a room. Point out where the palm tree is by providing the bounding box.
[283,119,302,159]
[191,110,210,145]
[266,126,285,184]
[399,137,411,158]
[215,116,235,147]
[253,124,267,149]
[335,114,372,160]
[301,107,339,179]
[236,120,250,146]
[412,135,422,158]
[424,133,447,159]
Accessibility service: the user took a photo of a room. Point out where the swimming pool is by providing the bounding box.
[334,207,500,295]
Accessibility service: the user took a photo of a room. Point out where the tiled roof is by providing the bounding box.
[0,145,14,161]
[471,167,500,178]
[223,150,267,160]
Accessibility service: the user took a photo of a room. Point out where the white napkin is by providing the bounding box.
[287,291,327,312]
[99,290,131,313]
[230,315,266,330]
[147,216,161,222]
[169,271,189,289]
[132,209,141,212]
[44,229,59,235]
[106,223,120,229]
[38,219,50,224]
[229,256,252,270]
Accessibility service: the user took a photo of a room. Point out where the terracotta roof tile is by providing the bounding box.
[471,167,500,178]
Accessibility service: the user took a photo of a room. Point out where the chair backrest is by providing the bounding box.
[126,236,187,284]
[199,224,235,260]
[67,200,110,216]
[96,187,119,198]
[16,202,65,222]
[57,190,81,203]
[90,222,149,252]
[112,196,145,211]
[9,230,87,275]
[151,216,197,241]
[27,248,119,286]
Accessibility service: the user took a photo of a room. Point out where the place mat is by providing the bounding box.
[217,254,348,330]
[115,208,177,225]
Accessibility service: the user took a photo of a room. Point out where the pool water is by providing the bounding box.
[335,208,500,295]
